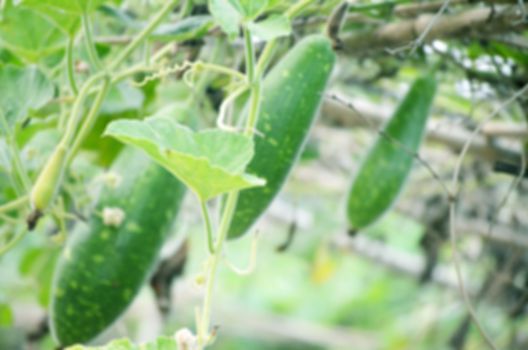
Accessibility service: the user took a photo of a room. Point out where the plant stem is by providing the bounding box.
[197,191,239,348]
[200,200,215,255]
[0,225,28,257]
[195,62,246,81]
[255,0,314,77]
[62,72,106,147]
[179,0,193,18]
[67,34,79,95]
[243,28,262,136]
[0,112,31,194]
[0,196,28,214]
[110,0,180,71]
[67,77,111,164]
[243,28,256,83]
[287,0,315,18]
[82,9,103,71]
[196,26,264,350]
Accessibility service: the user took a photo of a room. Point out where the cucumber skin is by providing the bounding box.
[50,150,185,346]
[347,75,437,230]
[228,35,336,239]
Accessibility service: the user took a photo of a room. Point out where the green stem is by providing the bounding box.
[243,28,255,83]
[82,9,103,71]
[286,0,314,18]
[179,0,193,17]
[67,78,111,164]
[0,196,28,214]
[67,34,79,95]
[0,225,28,257]
[62,72,105,147]
[195,62,246,81]
[0,112,31,193]
[200,200,215,255]
[242,28,262,137]
[110,0,180,71]
[196,25,265,350]
[244,82,261,136]
[255,0,314,77]
[198,191,239,348]
[0,213,18,225]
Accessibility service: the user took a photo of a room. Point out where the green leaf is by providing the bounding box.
[100,83,145,115]
[0,65,54,130]
[208,0,242,38]
[248,14,291,41]
[236,0,269,19]
[0,6,66,61]
[21,0,113,34]
[0,304,13,327]
[19,246,60,307]
[153,15,214,42]
[66,336,179,350]
[22,0,105,15]
[105,117,265,201]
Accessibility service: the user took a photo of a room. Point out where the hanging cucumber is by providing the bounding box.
[50,149,186,346]
[227,35,336,239]
[346,74,437,231]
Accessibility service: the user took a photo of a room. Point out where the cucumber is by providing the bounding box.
[346,74,437,230]
[228,35,336,239]
[50,149,186,346]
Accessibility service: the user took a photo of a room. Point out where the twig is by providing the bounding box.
[410,0,452,54]
[321,96,522,163]
[449,83,528,350]
[326,92,453,197]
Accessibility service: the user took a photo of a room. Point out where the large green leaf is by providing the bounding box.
[0,65,54,129]
[22,0,105,15]
[105,117,265,201]
[0,6,66,61]
[66,337,178,350]
[0,304,12,327]
[100,83,145,115]
[248,14,291,41]
[208,0,242,38]
[235,0,269,19]
[208,0,270,37]
[21,0,111,34]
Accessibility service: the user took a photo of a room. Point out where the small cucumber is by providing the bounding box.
[228,35,336,239]
[50,149,185,346]
[346,74,437,230]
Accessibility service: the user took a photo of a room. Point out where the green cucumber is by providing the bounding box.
[50,149,186,346]
[346,74,437,230]
[228,35,336,239]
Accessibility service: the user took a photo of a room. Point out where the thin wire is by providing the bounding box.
[449,83,528,350]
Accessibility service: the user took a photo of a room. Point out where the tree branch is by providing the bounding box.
[340,6,526,56]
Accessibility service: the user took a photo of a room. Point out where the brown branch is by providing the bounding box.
[394,0,519,17]
[340,6,526,56]
[397,202,528,251]
[289,158,528,251]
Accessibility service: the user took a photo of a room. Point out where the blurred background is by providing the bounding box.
[1,0,528,349]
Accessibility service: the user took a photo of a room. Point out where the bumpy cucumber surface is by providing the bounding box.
[346,74,437,230]
[50,149,185,346]
[228,35,336,239]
